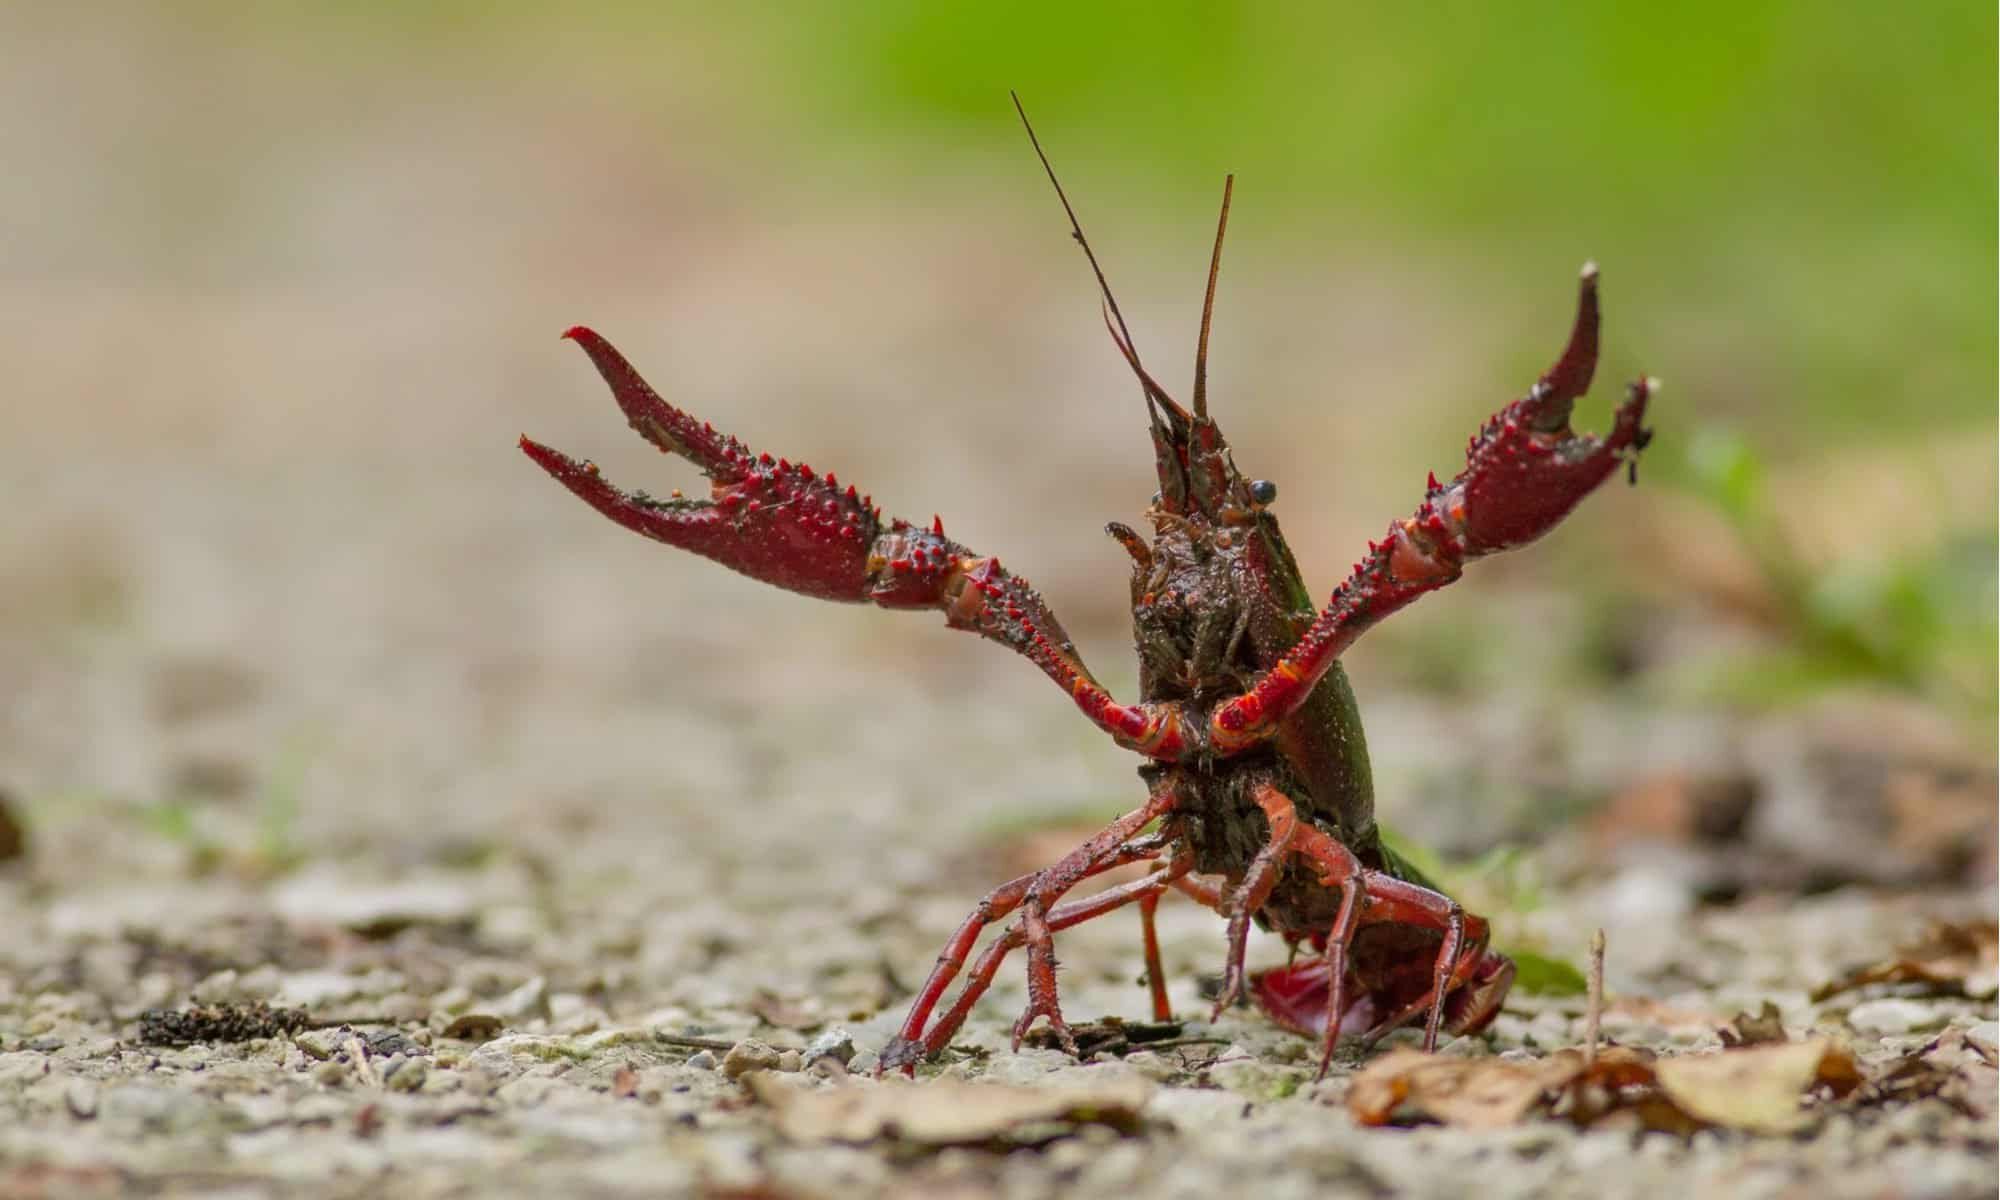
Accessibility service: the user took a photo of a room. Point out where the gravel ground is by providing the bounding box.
[4,13,1995,1197]
[2,648,1994,1199]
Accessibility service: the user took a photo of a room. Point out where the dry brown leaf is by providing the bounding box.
[743,1073,1151,1144]
[440,1013,504,1042]
[1718,1001,1789,1047]
[1350,1040,1869,1136]
[1652,1039,1861,1135]
[1345,1046,1656,1129]
[1812,919,1999,1002]
[1845,1028,1998,1121]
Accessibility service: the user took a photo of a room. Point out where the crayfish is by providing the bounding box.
[520,102,1653,1077]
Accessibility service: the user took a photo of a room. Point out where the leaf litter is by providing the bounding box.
[743,1071,1152,1146]
[1346,1039,1864,1135]
[1811,918,1998,1002]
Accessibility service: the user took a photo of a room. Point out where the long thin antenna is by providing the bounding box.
[1010,91,1188,426]
[1192,174,1234,421]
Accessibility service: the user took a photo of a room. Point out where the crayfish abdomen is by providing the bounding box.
[521,102,1649,1077]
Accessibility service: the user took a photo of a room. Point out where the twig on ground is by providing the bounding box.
[656,1033,739,1053]
[1585,927,1607,1066]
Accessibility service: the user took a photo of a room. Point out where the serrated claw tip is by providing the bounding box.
[561,325,592,342]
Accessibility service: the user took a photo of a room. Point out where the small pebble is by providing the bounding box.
[386,1058,429,1092]
[803,1028,856,1068]
[721,1039,782,1079]
[1847,998,1943,1036]
[776,1050,802,1073]
[312,1061,347,1087]
[685,1050,718,1071]
[64,1079,98,1119]
[294,1029,343,1061]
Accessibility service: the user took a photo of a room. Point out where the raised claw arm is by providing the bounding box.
[521,327,1195,758]
[1209,266,1654,754]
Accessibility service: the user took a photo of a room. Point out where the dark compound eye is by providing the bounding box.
[1248,479,1278,505]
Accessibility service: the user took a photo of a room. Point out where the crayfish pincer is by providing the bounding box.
[520,101,1653,1079]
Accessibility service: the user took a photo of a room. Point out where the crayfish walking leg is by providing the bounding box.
[1210,783,1301,1017]
[1260,821,1510,1079]
[879,785,1180,1073]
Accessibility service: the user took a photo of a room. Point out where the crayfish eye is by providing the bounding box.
[1249,479,1278,506]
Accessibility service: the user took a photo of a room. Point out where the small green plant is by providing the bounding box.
[1682,429,1997,719]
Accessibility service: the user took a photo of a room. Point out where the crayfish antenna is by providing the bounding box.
[1191,174,1233,421]
[1012,90,1191,430]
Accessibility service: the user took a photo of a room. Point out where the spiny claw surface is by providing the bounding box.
[521,327,882,601]
[1444,266,1651,555]
[523,327,1190,756]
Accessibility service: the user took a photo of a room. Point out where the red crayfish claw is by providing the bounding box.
[519,327,886,603]
[1442,263,1655,558]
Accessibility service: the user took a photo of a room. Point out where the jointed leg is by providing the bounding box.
[1006,790,1180,1053]
[1211,783,1300,1017]
[1315,857,1366,1079]
[1286,823,1485,1058]
[1137,870,1230,1021]
[881,786,1178,1071]
[1137,891,1170,1021]
[1357,913,1492,1049]
[890,852,1196,1068]
[1171,874,1225,909]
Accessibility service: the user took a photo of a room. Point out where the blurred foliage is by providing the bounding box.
[735,1,1996,445]
[219,2,1994,443]
[1681,429,1999,718]
[140,4,1997,721]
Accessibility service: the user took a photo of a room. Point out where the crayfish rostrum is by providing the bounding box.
[520,104,1653,1077]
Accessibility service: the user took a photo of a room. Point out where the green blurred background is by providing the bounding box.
[3,2,1993,873]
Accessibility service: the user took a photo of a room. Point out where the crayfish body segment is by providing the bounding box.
[521,116,1651,1079]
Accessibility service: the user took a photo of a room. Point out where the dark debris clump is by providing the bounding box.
[136,1002,312,1047]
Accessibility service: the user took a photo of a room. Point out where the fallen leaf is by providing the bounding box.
[440,1014,505,1042]
[743,1073,1151,1144]
[1846,1028,1997,1120]
[1652,1039,1860,1134]
[1022,1016,1187,1058]
[1812,919,1999,1002]
[1350,1039,1869,1136]
[1345,1046,1656,1129]
[1718,1001,1789,1047]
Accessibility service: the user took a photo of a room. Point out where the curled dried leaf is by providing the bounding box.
[744,1073,1151,1144]
[1345,1046,1655,1129]
[440,1013,505,1042]
[1718,1001,1789,1048]
[1812,919,1998,1002]
[1652,1039,1861,1135]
